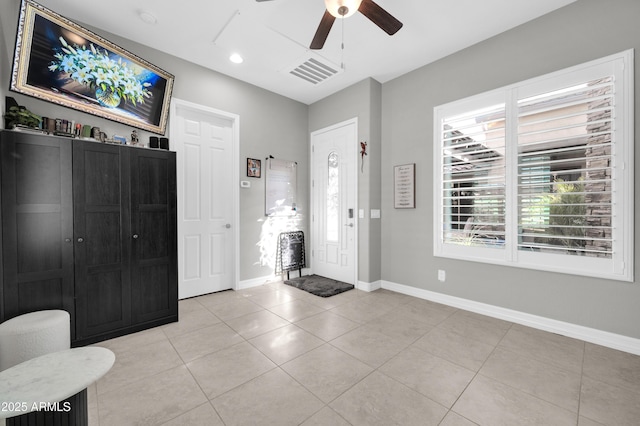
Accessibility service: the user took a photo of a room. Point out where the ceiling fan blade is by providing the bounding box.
[310,10,336,50]
[358,0,403,35]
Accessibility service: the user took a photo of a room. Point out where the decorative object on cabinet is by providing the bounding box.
[0,130,178,346]
[149,136,159,148]
[3,97,41,130]
[247,158,261,178]
[10,0,174,134]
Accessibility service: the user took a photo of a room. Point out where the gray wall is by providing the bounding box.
[381,0,640,338]
[309,78,382,283]
[0,0,309,283]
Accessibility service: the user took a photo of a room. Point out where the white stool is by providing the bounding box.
[0,310,70,371]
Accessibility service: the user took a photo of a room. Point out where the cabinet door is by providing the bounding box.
[130,149,177,324]
[0,132,75,337]
[73,141,132,339]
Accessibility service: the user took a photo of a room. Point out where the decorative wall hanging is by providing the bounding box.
[10,0,174,134]
[394,163,415,208]
[360,141,367,173]
[247,158,261,178]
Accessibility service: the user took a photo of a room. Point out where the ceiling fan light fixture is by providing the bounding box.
[324,0,363,19]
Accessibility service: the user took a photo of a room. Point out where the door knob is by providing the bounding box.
[225,224,231,229]
[344,223,354,228]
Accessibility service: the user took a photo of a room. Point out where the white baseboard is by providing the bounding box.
[357,280,382,292]
[382,280,640,356]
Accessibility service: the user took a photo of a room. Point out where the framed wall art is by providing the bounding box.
[394,163,415,209]
[247,158,261,178]
[10,0,174,134]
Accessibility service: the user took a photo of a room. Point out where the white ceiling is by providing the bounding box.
[35,0,576,105]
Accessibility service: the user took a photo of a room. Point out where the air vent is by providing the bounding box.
[289,58,340,85]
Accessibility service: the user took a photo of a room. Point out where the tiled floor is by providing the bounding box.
[89,282,640,425]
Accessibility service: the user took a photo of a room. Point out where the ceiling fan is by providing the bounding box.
[256,0,403,50]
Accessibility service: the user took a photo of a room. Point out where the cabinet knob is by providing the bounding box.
[133,234,139,239]
[64,238,72,243]
[225,224,231,229]
[77,237,84,243]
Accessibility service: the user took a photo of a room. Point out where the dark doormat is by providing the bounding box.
[284,274,354,298]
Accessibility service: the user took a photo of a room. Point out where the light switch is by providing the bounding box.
[359,209,364,219]
[240,181,250,188]
[371,209,381,219]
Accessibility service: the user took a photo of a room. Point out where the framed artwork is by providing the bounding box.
[247,158,261,178]
[394,163,416,208]
[10,0,174,134]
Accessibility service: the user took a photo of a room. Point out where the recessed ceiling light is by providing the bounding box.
[138,10,157,25]
[229,53,243,64]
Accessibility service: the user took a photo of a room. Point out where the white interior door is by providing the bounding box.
[311,119,357,284]
[171,99,238,299]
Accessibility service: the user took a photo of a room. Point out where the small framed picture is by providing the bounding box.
[247,158,261,178]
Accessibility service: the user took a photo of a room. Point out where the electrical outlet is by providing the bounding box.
[438,269,446,282]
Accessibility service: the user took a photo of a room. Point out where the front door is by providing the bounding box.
[311,119,358,284]
[171,99,238,299]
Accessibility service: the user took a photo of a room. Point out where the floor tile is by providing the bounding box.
[268,298,326,322]
[330,371,448,425]
[300,406,352,426]
[294,310,360,341]
[439,411,479,426]
[160,402,224,426]
[453,375,577,425]
[203,297,263,321]
[169,322,243,363]
[187,341,275,399]
[365,308,434,346]
[282,343,373,403]
[579,375,640,426]
[94,327,168,356]
[438,310,511,346]
[225,309,290,339]
[98,365,207,426]
[583,342,640,393]
[362,288,413,307]
[161,307,221,338]
[331,324,409,368]
[479,346,581,412]
[413,326,496,371]
[392,299,457,326]
[330,297,394,324]
[96,339,183,395]
[247,289,296,308]
[498,324,584,373]
[379,346,475,408]
[85,287,639,426]
[177,297,206,314]
[406,298,458,325]
[212,368,323,426]
[249,324,324,364]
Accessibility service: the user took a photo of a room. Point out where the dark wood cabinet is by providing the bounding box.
[0,132,75,338]
[0,131,177,345]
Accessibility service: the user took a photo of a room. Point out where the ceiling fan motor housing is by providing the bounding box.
[325,0,363,19]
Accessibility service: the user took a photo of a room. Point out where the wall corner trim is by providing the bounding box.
[382,280,640,356]
[358,280,382,292]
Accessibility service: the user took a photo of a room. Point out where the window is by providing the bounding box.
[434,50,634,281]
[327,151,339,241]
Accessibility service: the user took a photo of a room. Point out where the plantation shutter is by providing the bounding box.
[440,104,506,248]
[516,77,614,258]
